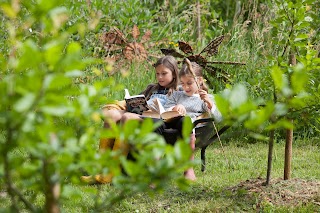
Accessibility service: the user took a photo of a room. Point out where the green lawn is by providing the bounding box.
[62,139,320,212]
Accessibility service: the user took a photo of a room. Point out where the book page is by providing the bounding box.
[154,98,166,114]
[161,111,182,121]
[142,98,183,121]
[153,98,182,121]
[141,110,161,119]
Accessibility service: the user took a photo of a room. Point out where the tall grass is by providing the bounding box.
[107,61,157,98]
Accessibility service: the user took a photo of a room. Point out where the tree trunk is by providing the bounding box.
[44,158,60,213]
[284,52,296,180]
[284,123,293,180]
[266,129,275,185]
[44,133,61,213]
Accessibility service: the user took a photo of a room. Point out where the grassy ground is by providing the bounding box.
[62,139,320,212]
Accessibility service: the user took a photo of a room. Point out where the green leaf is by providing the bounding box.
[229,84,248,108]
[13,93,36,112]
[174,140,191,161]
[295,21,310,30]
[248,132,269,141]
[60,42,86,71]
[139,118,154,136]
[274,103,288,117]
[271,66,284,90]
[235,101,256,117]
[291,63,308,93]
[17,40,43,71]
[21,112,36,132]
[266,118,294,130]
[41,106,73,116]
[44,40,64,67]
[121,159,137,176]
[38,0,65,11]
[44,73,72,90]
[65,70,83,77]
[296,7,306,21]
[181,116,192,139]
[294,33,309,42]
[123,119,140,139]
[245,102,274,129]
[67,42,81,54]
[289,93,310,108]
[214,94,230,118]
[1,4,17,18]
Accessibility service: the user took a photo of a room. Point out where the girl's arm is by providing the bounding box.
[163,91,187,114]
[163,92,178,109]
[208,95,223,122]
[200,91,223,122]
[199,89,214,109]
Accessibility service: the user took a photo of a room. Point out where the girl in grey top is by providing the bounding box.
[159,61,221,133]
[155,61,221,181]
[164,91,221,122]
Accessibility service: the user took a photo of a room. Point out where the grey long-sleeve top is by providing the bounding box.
[164,91,222,122]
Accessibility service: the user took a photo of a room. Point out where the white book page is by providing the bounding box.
[153,98,166,114]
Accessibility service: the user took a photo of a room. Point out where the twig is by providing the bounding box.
[206,61,246,65]
[210,119,230,168]
[184,58,201,89]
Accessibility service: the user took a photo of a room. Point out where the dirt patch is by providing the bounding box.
[227,177,320,207]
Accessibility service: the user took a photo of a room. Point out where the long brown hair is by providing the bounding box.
[179,61,208,92]
[148,55,179,98]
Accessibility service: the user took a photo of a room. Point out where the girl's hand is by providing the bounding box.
[172,104,186,115]
[198,89,213,109]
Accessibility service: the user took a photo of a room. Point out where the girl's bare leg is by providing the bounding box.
[184,133,196,181]
[100,109,126,150]
[121,112,143,123]
[102,109,126,127]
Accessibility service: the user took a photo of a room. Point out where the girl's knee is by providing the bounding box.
[103,109,124,123]
[121,113,142,123]
[121,113,129,123]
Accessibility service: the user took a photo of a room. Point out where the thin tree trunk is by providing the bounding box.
[44,158,60,213]
[284,52,296,180]
[284,123,293,180]
[44,133,61,213]
[266,129,275,185]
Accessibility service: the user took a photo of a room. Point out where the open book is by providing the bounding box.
[124,89,148,115]
[142,98,183,121]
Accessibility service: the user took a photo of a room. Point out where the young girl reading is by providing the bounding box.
[155,60,222,181]
[81,55,179,184]
[100,55,179,149]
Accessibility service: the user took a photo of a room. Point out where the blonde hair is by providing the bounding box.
[179,61,208,92]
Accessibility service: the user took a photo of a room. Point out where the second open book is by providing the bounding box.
[142,98,183,121]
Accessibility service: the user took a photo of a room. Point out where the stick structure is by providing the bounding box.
[184,58,201,89]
